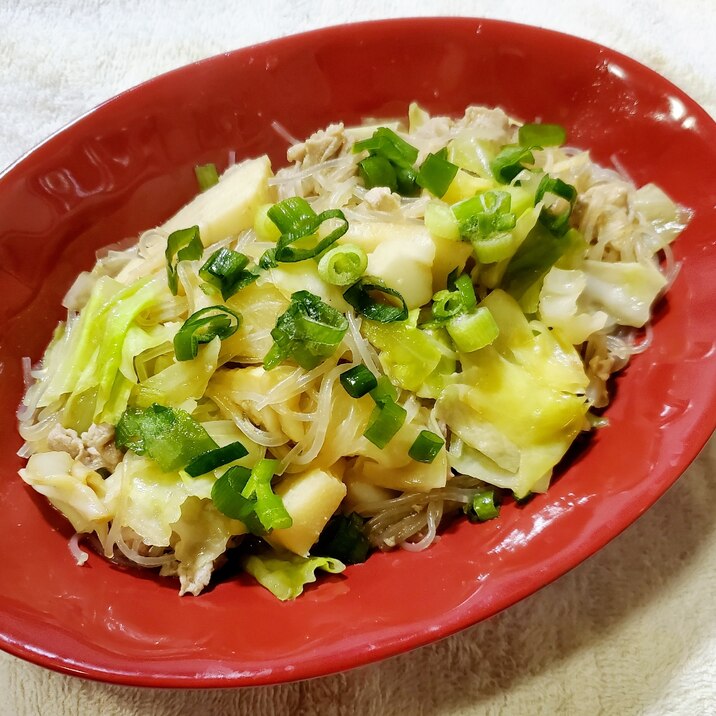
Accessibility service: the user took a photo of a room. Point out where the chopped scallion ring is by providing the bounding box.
[358,155,398,193]
[454,190,517,263]
[340,364,378,398]
[408,430,445,463]
[194,163,219,192]
[416,151,459,198]
[317,244,368,286]
[363,399,407,449]
[535,174,578,236]
[431,289,466,321]
[262,196,349,264]
[264,290,348,371]
[165,226,203,295]
[211,466,264,533]
[212,459,293,534]
[369,375,398,406]
[275,209,348,263]
[184,441,249,477]
[343,276,408,323]
[267,196,316,234]
[242,458,293,532]
[447,307,499,353]
[490,145,536,184]
[354,127,420,195]
[465,489,501,522]
[353,127,419,167]
[199,247,258,300]
[254,203,281,242]
[453,274,477,310]
[518,123,566,148]
[173,305,241,361]
[471,231,515,263]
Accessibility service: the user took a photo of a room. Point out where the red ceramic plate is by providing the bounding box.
[1,18,715,688]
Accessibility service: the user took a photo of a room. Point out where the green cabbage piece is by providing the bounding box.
[483,289,589,393]
[538,267,609,344]
[243,550,345,601]
[111,451,190,547]
[362,319,457,398]
[133,337,220,409]
[581,259,667,327]
[19,450,112,535]
[362,319,441,392]
[36,275,167,432]
[119,324,173,383]
[437,289,589,498]
[110,452,247,550]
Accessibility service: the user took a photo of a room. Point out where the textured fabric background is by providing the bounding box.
[1,1,715,714]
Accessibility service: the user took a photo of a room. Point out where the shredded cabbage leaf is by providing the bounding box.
[243,550,345,600]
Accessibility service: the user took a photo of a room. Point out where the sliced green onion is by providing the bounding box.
[447,307,499,353]
[254,203,282,241]
[535,174,578,236]
[363,399,407,449]
[424,201,460,240]
[518,123,566,148]
[353,127,419,167]
[490,145,536,184]
[464,489,501,522]
[199,248,258,300]
[408,430,445,463]
[369,375,398,406]
[340,364,378,398]
[259,248,278,269]
[264,290,348,371]
[184,441,248,477]
[343,276,408,323]
[275,208,349,263]
[381,128,420,164]
[471,231,515,263]
[165,226,203,295]
[358,155,398,192]
[313,512,370,564]
[242,458,293,532]
[211,465,264,533]
[395,166,420,197]
[116,403,218,473]
[454,190,517,263]
[174,305,241,361]
[432,289,465,321]
[267,196,316,234]
[317,244,368,286]
[455,192,514,228]
[501,221,573,303]
[194,163,219,192]
[455,191,516,235]
[353,127,419,196]
[416,151,459,198]
[454,274,477,310]
[213,460,292,534]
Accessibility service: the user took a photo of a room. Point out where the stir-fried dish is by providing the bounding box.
[17,104,687,599]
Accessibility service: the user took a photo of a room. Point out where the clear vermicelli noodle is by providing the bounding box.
[16,104,688,600]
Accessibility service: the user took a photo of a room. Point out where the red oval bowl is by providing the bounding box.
[1,18,715,688]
